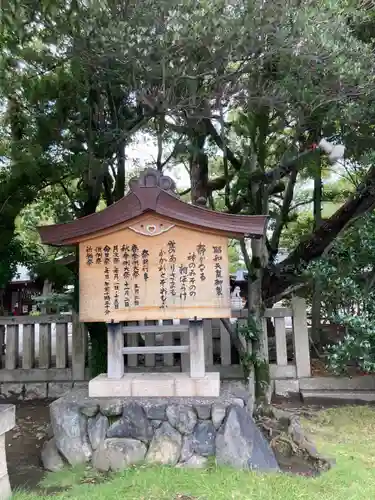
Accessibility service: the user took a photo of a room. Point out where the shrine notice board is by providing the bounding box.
[79,223,230,322]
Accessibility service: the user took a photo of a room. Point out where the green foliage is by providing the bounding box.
[309,212,375,373]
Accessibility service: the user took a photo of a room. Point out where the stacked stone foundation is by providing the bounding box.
[42,388,279,472]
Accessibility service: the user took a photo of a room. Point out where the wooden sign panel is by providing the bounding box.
[79,216,230,322]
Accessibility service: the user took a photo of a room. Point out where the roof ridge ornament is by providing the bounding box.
[129,168,178,196]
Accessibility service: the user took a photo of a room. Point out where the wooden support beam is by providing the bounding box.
[122,345,189,355]
[107,322,124,379]
[189,320,205,378]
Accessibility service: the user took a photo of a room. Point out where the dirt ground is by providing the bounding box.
[4,396,369,492]
[6,399,52,491]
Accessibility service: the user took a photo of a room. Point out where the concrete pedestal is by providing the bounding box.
[89,372,220,398]
[0,405,15,499]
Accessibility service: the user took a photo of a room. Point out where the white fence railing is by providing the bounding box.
[0,297,310,387]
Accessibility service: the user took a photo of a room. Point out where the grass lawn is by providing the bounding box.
[13,405,375,500]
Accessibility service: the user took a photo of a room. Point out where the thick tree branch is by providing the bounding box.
[263,162,375,300]
[269,167,298,258]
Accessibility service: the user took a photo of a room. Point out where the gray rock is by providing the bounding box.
[145,404,167,420]
[41,438,65,472]
[50,401,92,465]
[192,421,216,457]
[194,404,211,420]
[88,414,109,450]
[233,398,245,408]
[272,407,293,424]
[166,405,197,435]
[216,405,279,471]
[180,436,194,462]
[151,420,162,429]
[80,404,99,418]
[100,402,123,417]
[146,422,182,465]
[92,438,146,472]
[107,403,153,443]
[211,404,227,429]
[178,455,208,469]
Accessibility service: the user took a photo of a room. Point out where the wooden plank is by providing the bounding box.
[180,319,190,372]
[292,297,311,378]
[0,315,72,325]
[144,320,156,367]
[122,324,189,334]
[0,367,78,382]
[162,320,174,366]
[39,323,52,369]
[264,308,293,318]
[122,345,190,355]
[231,308,292,319]
[107,322,124,378]
[203,319,213,366]
[126,322,139,368]
[5,324,19,369]
[72,314,87,379]
[219,319,231,366]
[189,320,205,378]
[55,322,68,369]
[274,317,288,366]
[22,324,35,369]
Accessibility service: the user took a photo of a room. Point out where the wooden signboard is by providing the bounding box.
[79,215,230,322]
[39,168,267,325]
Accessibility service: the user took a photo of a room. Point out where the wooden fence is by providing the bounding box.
[0,297,310,398]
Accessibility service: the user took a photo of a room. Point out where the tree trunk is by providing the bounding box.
[311,156,322,345]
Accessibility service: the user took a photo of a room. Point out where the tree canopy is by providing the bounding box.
[1,0,375,305]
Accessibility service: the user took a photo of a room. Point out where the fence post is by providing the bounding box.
[72,313,87,380]
[291,297,311,378]
[107,322,124,379]
[5,325,19,370]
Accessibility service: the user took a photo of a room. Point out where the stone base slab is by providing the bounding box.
[89,372,220,398]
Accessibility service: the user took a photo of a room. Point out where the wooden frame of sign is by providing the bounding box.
[39,168,267,396]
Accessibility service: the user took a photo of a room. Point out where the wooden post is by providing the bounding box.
[107,322,124,379]
[55,322,68,369]
[292,297,311,378]
[5,325,19,370]
[274,317,288,366]
[72,313,87,380]
[22,324,35,369]
[203,319,213,367]
[39,323,52,369]
[180,319,190,372]
[189,319,205,378]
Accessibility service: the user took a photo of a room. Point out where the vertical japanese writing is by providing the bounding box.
[197,243,206,281]
[134,284,140,306]
[124,281,130,307]
[121,245,130,280]
[104,266,111,315]
[122,245,130,307]
[213,246,223,297]
[168,240,177,297]
[113,245,120,264]
[132,244,140,278]
[95,246,102,265]
[86,246,93,266]
[159,249,168,308]
[103,245,111,265]
[188,252,197,297]
[179,264,188,301]
[113,262,120,310]
[142,249,149,281]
